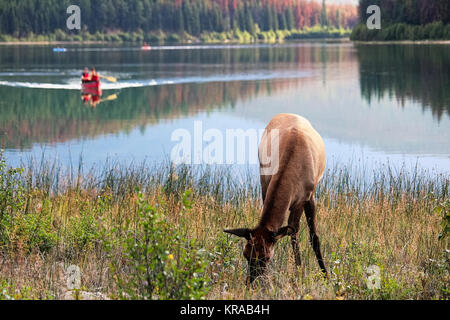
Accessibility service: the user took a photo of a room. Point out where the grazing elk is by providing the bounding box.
[224,113,327,283]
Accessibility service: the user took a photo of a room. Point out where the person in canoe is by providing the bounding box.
[81,67,101,92]
[81,67,99,83]
[81,67,116,86]
[90,68,99,82]
[81,67,90,82]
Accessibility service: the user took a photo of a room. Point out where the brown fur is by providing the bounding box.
[224,113,327,283]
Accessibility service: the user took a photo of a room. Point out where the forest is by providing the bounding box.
[351,0,450,40]
[0,0,358,42]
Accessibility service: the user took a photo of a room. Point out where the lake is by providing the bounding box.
[0,41,449,177]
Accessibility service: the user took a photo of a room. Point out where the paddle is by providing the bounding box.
[98,74,117,83]
[99,93,118,102]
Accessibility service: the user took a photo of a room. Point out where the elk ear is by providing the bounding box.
[224,228,251,240]
[273,226,295,241]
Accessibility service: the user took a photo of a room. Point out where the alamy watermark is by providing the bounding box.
[66,264,81,290]
[67,5,81,30]
[366,265,381,290]
[170,121,279,175]
[366,5,381,30]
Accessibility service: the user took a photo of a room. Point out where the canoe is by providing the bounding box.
[81,80,101,90]
[81,87,102,97]
[53,48,67,52]
[141,45,151,51]
[81,88,103,97]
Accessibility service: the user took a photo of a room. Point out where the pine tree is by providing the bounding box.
[176,4,185,32]
[0,0,361,37]
[320,0,328,26]
[245,4,256,34]
[336,9,342,28]
[285,8,295,30]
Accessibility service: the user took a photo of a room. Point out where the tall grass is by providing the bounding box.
[0,153,448,299]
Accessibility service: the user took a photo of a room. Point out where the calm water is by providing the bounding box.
[0,41,449,176]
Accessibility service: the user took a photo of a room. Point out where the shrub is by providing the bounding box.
[351,22,450,41]
[445,25,450,40]
[72,35,83,42]
[64,207,102,256]
[407,25,418,40]
[132,31,144,42]
[54,29,67,41]
[436,200,449,240]
[113,192,210,300]
[166,33,180,43]
[107,33,122,42]
[0,280,36,300]
[118,32,132,42]
[0,152,57,253]
[395,24,406,40]
[0,152,25,217]
[0,152,25,249]
[94,31,104,41]
[350,24,369,41]
[147,31,166,43]
[9,206,57,253]
[429,22,444,39]
[0,34,14,42]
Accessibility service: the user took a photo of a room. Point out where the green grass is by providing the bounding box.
[0,152,448,300]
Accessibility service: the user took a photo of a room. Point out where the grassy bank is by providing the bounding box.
[0,153,448,300]
[351,22,450,42]
[0,26,351,45]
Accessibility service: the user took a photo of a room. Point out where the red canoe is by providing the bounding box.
[82,80,101,90]
[81,87,102,97]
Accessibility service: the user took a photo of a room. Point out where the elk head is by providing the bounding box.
[224,226,294,283]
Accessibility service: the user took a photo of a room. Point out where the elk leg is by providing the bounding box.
[291,235,302,267]
[288,205,304,267]
[304,198,328,277]
[260,175,269,203]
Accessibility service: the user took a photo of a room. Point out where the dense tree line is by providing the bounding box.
[351,0,450,40]
[0,0,357,37]
[357,0,449,25]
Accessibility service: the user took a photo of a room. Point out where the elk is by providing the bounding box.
[224,113,327,283]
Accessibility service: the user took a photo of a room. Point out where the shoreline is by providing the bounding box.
[0,27,353,46]
[353,40,450,45]
[1,39,449,46]
[0,40,108,46]
[0,38,350,46]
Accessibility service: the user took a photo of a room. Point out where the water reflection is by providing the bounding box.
[357,44,450,121]
[0,42,448,172]
[0,79,301,149]
[81,90,118,109]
